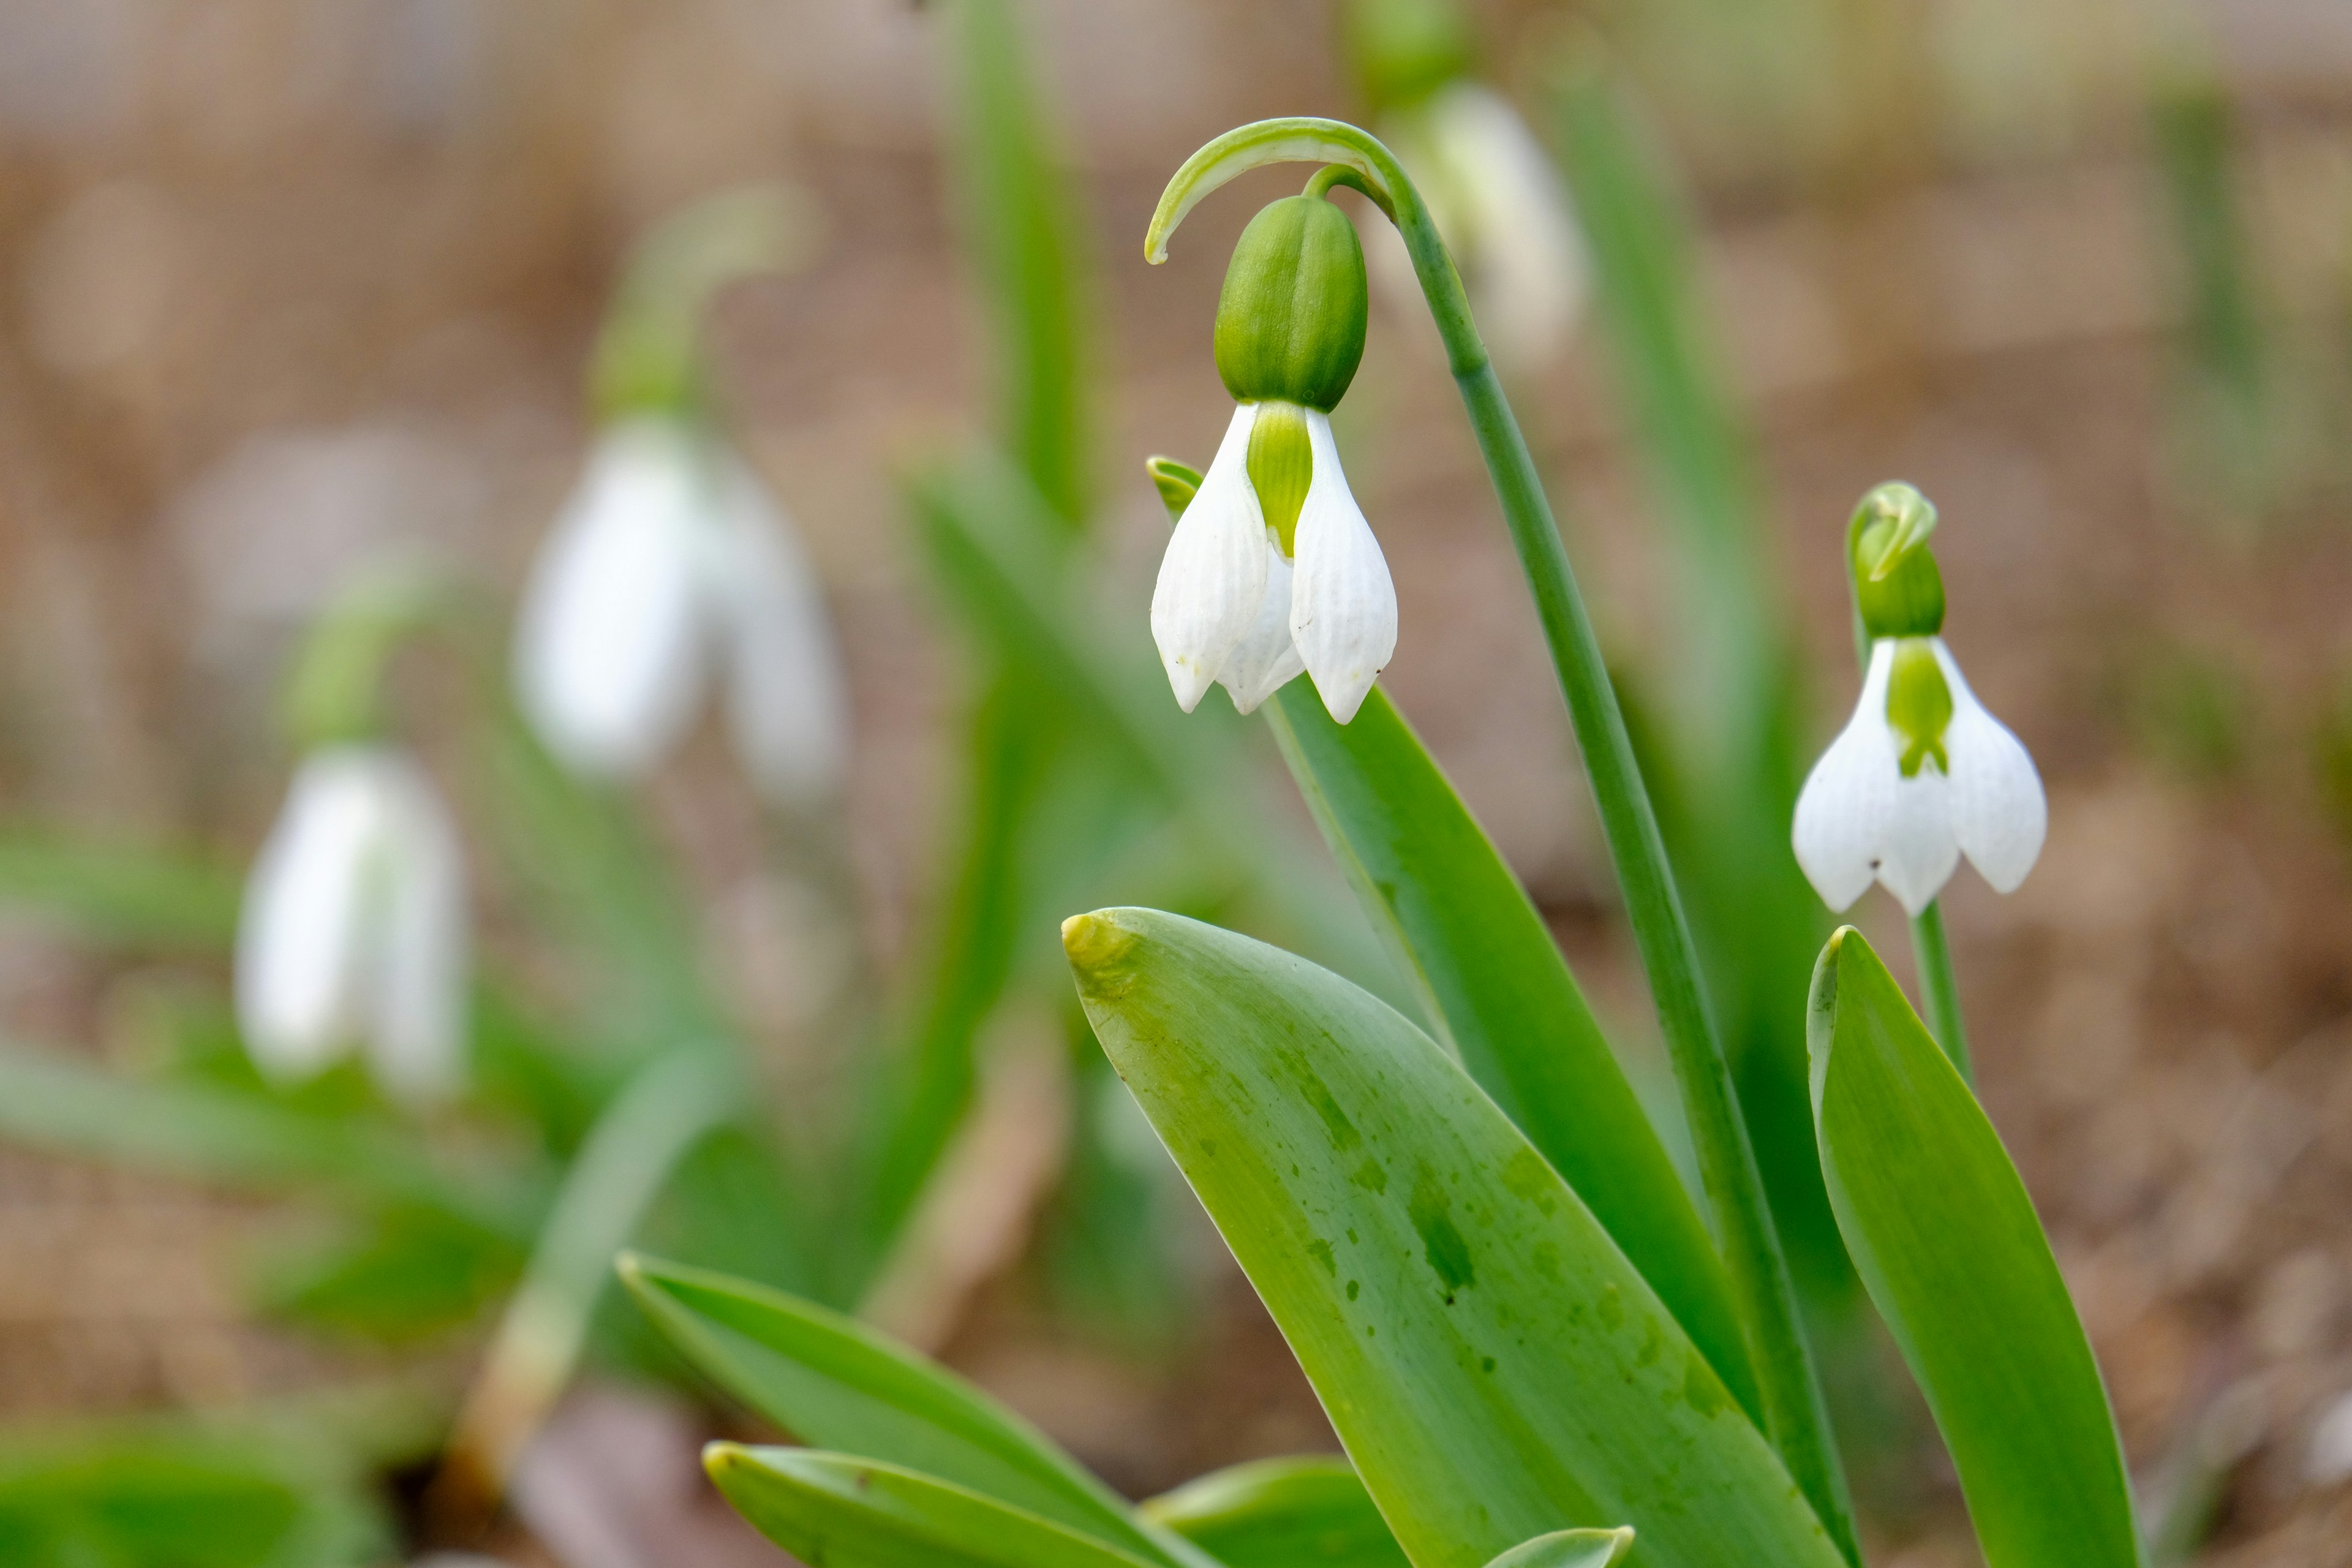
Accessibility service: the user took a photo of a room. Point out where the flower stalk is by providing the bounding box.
[1148,118,1857,1562]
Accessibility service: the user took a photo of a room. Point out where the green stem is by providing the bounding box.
[1143,119,1857,1563]
[1907,902,1974,1085]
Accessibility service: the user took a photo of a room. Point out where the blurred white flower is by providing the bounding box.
[512,418,846,804]
[1793,637,2046,916]
[1375,83,1588,373]
[1151,401,1395,723]
[236,745,466,1104]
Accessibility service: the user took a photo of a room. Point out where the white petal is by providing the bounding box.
[1427,85,1587,368]
[362,760,468,1106]
[1934,639,2046,894]
[1150,405,1268,711]
[1218,540,1307,715]
[235,749,393,1084]
[512,420,711,779]
[707,451,850,806]
[1877,766,1959,916]
[1792,641,1899,912]
[1288,411,1396,723]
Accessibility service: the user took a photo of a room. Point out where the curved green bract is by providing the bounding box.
[1065,909,1844,1568]
[620,1255,1209,1568]
[1143,1455,1409,1568]
[1264,686,1757,1419]
[1483,1528,1636,1568]
[706,1448,1158,1568]
[1807,930,2143,1568]
[1146,119,1398,264]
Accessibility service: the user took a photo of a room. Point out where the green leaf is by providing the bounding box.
[942,0,1095,527]
[0,1044,540,1240]
[622,1254,1207,1568]
[706,1447,1158,1568]
[0,831,239,951]
[1483,1528,1635,1568]
[1064,909,1844,1568]
[1142,1455,1409,1568]
[249,1204,520,1344]
[1807,929,2142,1568]
[1265,685,1757,1415]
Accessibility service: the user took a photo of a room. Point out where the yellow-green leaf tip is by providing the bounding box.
[1061,910,1140,991]
[702,1441,750,1483]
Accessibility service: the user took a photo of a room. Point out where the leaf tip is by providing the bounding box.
[701,1441,751,1485]
[1061,909,1142,991]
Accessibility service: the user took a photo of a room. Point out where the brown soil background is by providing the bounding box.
[2,1,2351,1564]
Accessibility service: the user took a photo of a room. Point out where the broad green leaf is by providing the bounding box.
[1807,929,2141,1568]
[1264,685,1756,1416]
[1065,909,1844,1568]
[249,1204,519,1343]
[707,1447,1156,1568]
[0,831,239,950]
[0,1044,538,1240]
[1142,1455,1409,1568]
[1483,1528,1635,1568]
[622,1254,1207,1568]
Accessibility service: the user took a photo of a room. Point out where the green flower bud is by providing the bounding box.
[1214,195,1370,413]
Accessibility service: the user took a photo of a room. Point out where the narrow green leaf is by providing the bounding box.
[1483,1527,1635,1568]
[0,1044,538,1240]
[1142,1455,1409,1568]
[622,1254,1205,1568]
[1808,929,2142,1568]
[0,831,240,950]
[1265,685,1756,1416]
[1065,909,1844,1568]
[706,1447,1157,1568]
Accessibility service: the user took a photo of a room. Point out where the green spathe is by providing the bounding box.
[1215,197,1369,412]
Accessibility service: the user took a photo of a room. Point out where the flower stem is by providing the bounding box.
[1908,900,1975,1084]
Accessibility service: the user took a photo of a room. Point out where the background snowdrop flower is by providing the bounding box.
[236,745,466,1104]
[1793,498,2046,915]
[1150,192,1395,723]
[512,418,848,805]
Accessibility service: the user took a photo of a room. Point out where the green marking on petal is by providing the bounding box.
[1246,401,1314,556]
[1887,638,1953,778]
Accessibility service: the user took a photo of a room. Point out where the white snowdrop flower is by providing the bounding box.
[1152,192,1395,723]
[1793,638,2046,916]
[236,745,467,1104]
[513,418,847,804]
[1371,83,1588,374]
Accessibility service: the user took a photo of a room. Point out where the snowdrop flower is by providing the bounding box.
[1793,489,2046,915]
[513,418,846,805]
[236,745,466,1104]
[1152,192,1396,723]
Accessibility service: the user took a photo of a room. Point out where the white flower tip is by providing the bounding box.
[1164,657,1215,713]
[1313,668,1380,725]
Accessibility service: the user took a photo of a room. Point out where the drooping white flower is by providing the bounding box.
[1374,83,1589,373]
[513,418,847,804]
[1793,638,2046,916]
[1150,401,1395,723]
[236,745,466,1104]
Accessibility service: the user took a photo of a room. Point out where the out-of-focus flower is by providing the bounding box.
[1793,485,2045,915]
[1152,194,1394,723]
[1381,83,1588,371]
[511,418,846,805]
[236,745,466,1104]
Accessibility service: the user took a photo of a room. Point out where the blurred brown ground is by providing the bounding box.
[3,1,2352,1563]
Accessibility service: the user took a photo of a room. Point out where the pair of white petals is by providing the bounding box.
[1793,638,2047,916]
[513,419,847,805]
[1376,83,1589,374]
[236,746,466,1104]
[1150,403,1396,723]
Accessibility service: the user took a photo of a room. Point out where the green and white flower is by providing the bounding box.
[1152,192,1394,723]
